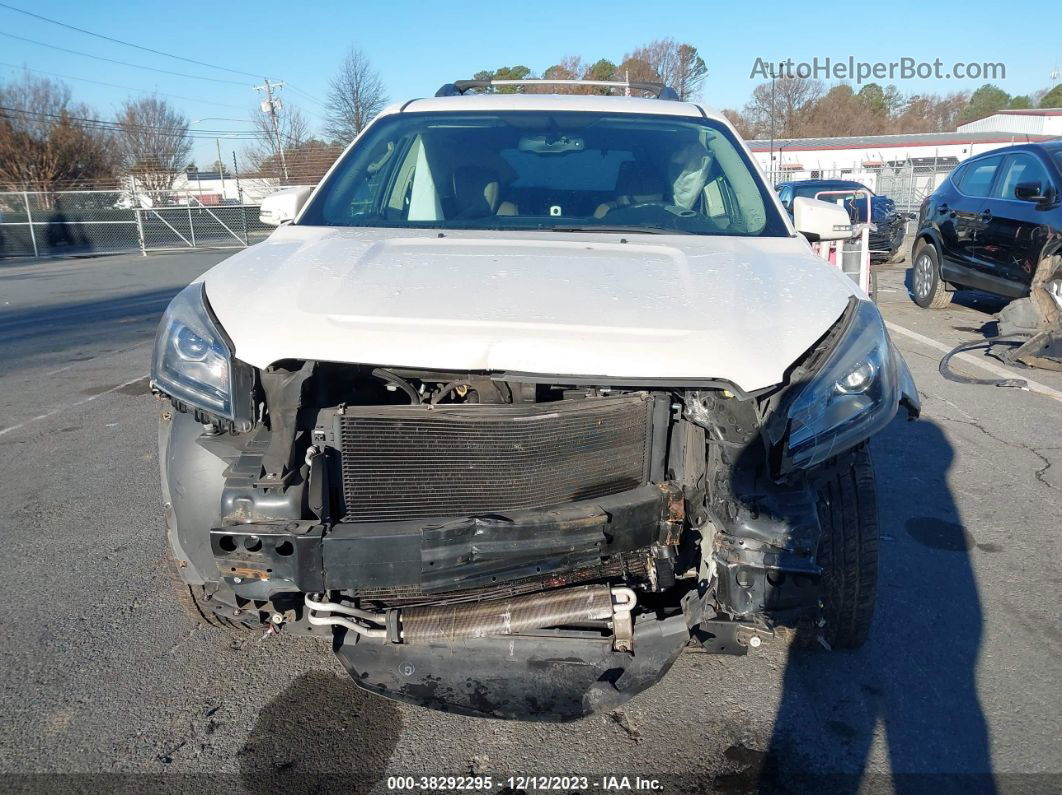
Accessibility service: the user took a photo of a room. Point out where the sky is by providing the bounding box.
[1,0,1059,166]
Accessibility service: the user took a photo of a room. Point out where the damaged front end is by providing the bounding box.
[155,286,918,720]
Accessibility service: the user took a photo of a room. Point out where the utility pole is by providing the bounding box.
[769,75,776,181]
[216,138,226,199]
[232,151,243,204]
[253,79,289,183]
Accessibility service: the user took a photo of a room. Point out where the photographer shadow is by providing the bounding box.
[239,670,401,794]
[763,417,995,792]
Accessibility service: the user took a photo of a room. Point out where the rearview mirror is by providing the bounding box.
[259,186,314,226]
[518,134,585,154]
[792,196,852,242]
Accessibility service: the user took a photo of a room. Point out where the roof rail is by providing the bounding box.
[434,79,681,101]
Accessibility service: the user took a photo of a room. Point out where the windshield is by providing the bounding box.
[297,111,789,236]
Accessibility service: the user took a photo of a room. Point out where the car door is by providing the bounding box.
[934,163,966,267]
[942,154,1005,286]
[980,151,1058,296]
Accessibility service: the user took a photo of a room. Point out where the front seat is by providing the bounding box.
[595,161,666,218]
[451,166,518,218]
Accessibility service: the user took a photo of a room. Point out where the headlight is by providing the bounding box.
[779,300,908,472]
[151,282,253,426]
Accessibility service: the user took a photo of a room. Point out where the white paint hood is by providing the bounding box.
[204,225,858,394]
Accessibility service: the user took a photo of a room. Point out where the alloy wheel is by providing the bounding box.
[914,254,933,298]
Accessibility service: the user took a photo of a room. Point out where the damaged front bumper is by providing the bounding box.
[209,484,677,598]
[159,304,919,719]
[205,476,699,719]
[333,610,691,721]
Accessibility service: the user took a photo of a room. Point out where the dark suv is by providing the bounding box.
[911,141,1062,308]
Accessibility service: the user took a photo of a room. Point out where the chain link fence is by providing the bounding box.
[0,188,308,259]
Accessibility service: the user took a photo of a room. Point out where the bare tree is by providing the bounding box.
[116,95,192,193]
[622,40,707,99]
[894,92,969,133]
[721,108,755,139]
[671,44,708,101]
[616,55,658,86]
[540,57,585,93]
[797,84,890,137]
[0,71,117,192]
[245,101,311,182]
[743,77,825,138]
[325,48,388,144]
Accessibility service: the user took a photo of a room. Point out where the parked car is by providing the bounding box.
[153,79,919,720]
[911,141,1062,308]
[776,179,908,265]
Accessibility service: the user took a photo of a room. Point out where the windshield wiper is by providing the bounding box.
[548,225,691,235]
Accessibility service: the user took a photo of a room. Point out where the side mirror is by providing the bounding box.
[259,186,314,226]
[792,196,852,242]
[1014,181,1051,205]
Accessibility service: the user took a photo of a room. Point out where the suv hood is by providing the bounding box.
[204,225,857,394]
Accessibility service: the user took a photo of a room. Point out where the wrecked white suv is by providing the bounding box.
[153,80,919,720]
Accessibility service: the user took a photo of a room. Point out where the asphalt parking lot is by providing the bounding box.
[0,248,1059,792]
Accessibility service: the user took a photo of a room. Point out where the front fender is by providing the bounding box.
[894,344,921,419]
[159,408,229,585]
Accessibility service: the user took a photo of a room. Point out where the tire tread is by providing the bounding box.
[913,241,953,309]
[808,445,879,650]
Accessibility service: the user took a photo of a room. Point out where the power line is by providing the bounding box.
[285,83,328,108]
[0,61,247,111]
[0,105,265,138]
[0,1,266,80]
[0,31,250,86]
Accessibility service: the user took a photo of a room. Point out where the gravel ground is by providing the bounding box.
[0,249,1059,793]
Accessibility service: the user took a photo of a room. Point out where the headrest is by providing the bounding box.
[452,166,500,217]
[616,161,665,198]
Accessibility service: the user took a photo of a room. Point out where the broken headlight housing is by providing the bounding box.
[779,299,909,473]
[151,282,254,428]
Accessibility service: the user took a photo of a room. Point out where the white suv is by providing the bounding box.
[152,80,918,720]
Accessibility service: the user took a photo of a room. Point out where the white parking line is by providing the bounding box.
[886,321,1062,403]
[0,374,149,438]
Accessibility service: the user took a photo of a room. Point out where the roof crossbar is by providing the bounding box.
[435,79,681,101]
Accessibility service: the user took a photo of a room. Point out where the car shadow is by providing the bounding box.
[0,286,183,372]
[238,670,402,794]
[758,417,995,792]
[902,267,1010,321]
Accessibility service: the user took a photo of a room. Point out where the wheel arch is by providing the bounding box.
[914,227,944,269]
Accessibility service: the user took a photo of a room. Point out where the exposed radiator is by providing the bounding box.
[337,394,651,522]
[350,551,651,607]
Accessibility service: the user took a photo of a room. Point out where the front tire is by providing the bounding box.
[805,445,879,650]
[911,242,952,309]
[165,546,252,631]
